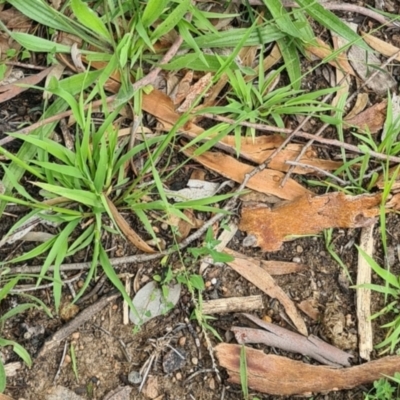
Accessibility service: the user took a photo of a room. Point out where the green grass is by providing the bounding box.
[0,0,399,394]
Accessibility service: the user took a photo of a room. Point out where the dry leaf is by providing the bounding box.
[0,66,54,103]
[346,24,396,95]
[344,93,369,120]
[105,196,155,253]
[224,250,308,335]
[297,298,320,321]
[220,134,342,173]
[225,248,306,275]
[362,32,400,62]
[183,146,311,201]
[239,192,381,252]
[215,343,400,396]
[167,209,203,242]
[234,313,352,367]
[305,38,355,76]
[344,101,387,134]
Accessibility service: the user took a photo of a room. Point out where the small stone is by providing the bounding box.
[127,370,142,385]
[209,377,216,390]
[64,355,71,365]
[262,315,272,323]
[112,304,118,310]
[77,280,84,288]
[205,281,212,288]
[161,223,168,230]
[191,357,198,366]
[296,245,303,253]
[178,336,187,347]
[292,256,301,263]
[71,332,80,340]
[143,375,159,399]
[175,372,182,380]
[210,278,217,285]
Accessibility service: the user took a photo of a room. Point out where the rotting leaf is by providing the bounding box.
[105,196,155,253]
[129,281,181,325]
[215,343,400,396]
[234,313,352,367]
[344,101,387,134]
[183,147,311,201]
[239,192,381,252]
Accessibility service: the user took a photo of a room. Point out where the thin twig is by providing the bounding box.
[53,341,68,383]
[284,160,347,184]
[10,273,81,293]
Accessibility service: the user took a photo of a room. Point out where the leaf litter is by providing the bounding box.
[2,0,400,399]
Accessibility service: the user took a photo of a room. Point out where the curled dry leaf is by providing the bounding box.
[215,343,400,396]
[344,101,387,134]
[239,192,381,252]
[235,313,352,367]
[183,147,311,201]
[105,196,155,253]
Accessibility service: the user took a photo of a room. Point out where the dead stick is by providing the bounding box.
[202,295,263,315]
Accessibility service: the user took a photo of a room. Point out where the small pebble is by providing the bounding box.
[191,357,198,366]
[262,315,272,323]
[205,281,212,288]
[209,377,216,390]
[296,245,303,253]
[178,336,187,347]
[175,372,182,380]
[112,304,118,310]
[127,370,142,385]
[161,223,168,230]
[210,278,217,285]
[64,355,71,365]
[71,332,80,340]
[292,256,301,263]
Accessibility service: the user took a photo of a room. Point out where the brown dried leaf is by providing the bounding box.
[182,146,311,201]
[234,313,352,367]
[215,343,400,396]
[224,250,308,335]
[362,32,400,62]
[344,93,369,120]
[344,101,387,134]
[298,298,320,321]
[105,196,155,253]
[169,70,193,106]
[0,66,54,103]
[225,248,306,275]
[220,134,342,173]
[348,34,396,95]
[305,38,355,76]
[239,192,381,252]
